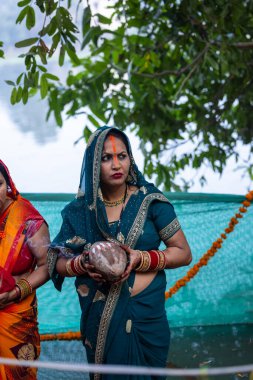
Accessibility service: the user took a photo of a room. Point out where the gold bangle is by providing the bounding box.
[77,255,87,274]
[157,250,166,270]
[135,250,144,271]
[65,259,76,276]
[16,278,33,300]
[141,251,151,271]
[73,256,85,275]
[135,251,151,272]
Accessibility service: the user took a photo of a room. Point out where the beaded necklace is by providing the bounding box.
[103,189,129,207]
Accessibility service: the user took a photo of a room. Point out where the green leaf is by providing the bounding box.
[54,109,63,126]
[81,28,93,49]
[88,114,100,127]
[5,80,16,86]
[16,73,24,85]
[44,16,57,37]
[83,126,92,142]
[18,0,31,6]
[15,38,38,48]
[96,13,111,25]
[26,6,36,30]
[90,106,107,123]
[44,73,59,81]
[37,46,47,64]
[49,32,61,56]
[22,87,28,104]
[82,6,91,36]
[10,87,17,105]
[16,7,29,24]
[40,74,48,99]
[37,65,47,73]
[59,45,65,66]
[33,70,40,87]
[66,46,80,65]
[81,26,101,50]
[16,86,23,102]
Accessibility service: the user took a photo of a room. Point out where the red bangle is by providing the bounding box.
[148,250,160,270]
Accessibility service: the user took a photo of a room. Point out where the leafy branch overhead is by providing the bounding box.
[3,0,253,190]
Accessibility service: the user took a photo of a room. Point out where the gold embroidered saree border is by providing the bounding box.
[159,217,181,241]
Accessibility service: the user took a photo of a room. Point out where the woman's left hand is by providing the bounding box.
[0,291,11,309]
[116,245,141,283]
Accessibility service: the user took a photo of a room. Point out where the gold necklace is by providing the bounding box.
[102,187,128,208]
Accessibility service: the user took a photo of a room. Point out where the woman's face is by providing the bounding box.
[100,135,130,188]
[0,172,8,214]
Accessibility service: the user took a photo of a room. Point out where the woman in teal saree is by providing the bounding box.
[48,126,192,379]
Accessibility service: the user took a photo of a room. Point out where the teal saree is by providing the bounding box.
[48,126,181,379]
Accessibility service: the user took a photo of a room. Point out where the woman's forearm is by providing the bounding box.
[163,246,192,269]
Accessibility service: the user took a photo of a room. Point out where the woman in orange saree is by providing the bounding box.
[0,160,50,380]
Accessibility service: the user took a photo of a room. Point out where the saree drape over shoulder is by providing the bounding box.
[48,126,181,380]
[0,195,44,380]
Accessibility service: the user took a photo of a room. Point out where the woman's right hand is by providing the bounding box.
[116,245,141,283]
[0,286,19,308]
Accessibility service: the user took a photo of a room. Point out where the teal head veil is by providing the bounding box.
[75,125,159,246]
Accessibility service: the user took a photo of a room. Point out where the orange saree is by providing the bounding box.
[0,195,43,380]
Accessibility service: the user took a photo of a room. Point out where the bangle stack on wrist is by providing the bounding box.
[65,255,87,276]
[135,250,166,272]
[15,278,33,300]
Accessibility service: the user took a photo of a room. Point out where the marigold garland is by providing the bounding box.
[40,331,82,341]
[165,190,253,300]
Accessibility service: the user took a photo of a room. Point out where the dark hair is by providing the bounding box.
[0,164,10,186]
[105,129,130,154]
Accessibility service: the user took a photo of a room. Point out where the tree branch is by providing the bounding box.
[111,43,210,78]
[211,40,253,49]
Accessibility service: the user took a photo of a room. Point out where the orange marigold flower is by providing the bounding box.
[235,213,243,218]
[239,207,247,213]
[221,233,227,239]
[245,193,253,201]
[187,269,196,277]
[242,200,251,207]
